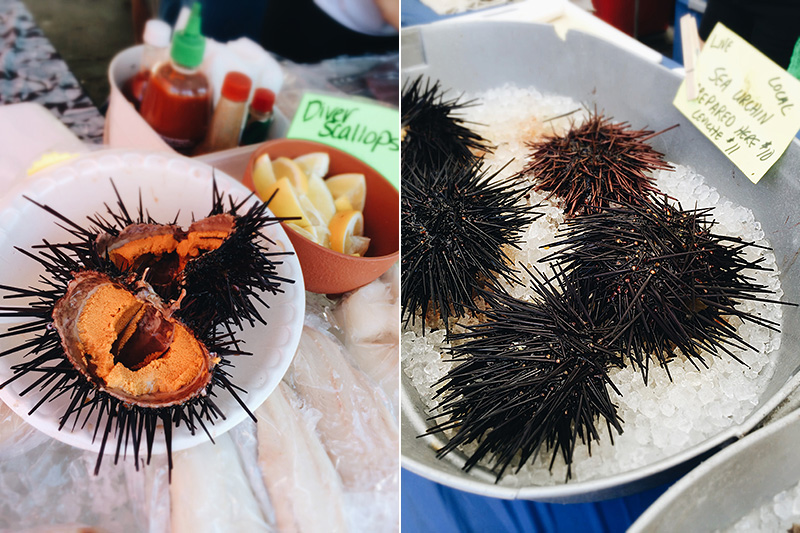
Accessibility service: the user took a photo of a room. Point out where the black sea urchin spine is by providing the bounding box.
[179,183,294,333]
[542,196,791,381]
[521,111,676,217]
[428,269,623,480]
[401,156,540,330]
[402,76,491,177]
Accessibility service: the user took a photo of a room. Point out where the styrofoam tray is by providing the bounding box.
[0,150,305,455]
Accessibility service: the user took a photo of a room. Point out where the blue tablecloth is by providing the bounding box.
[402,469,673,532]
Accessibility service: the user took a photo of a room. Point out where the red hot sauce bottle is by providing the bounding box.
[140,3,211,155]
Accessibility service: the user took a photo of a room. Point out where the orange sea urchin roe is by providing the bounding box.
[54,271,213,405]
[98,214,235,274]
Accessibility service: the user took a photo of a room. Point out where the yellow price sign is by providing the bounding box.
[674,23,800,183]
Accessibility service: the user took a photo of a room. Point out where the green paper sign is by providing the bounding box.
[286,92,399,189]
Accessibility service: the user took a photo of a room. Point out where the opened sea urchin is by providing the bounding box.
[0,181,294,474]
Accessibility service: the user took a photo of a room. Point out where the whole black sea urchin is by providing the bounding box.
[402,76,491,177]
[401,157,539,330]
[428,269,623,480]
[543,196,790,382]
[522,112,675,217]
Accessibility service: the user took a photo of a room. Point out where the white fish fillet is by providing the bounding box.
[0,397,49,459]
[286,326,399,492]
[255,382,347,533]
[171,433,270,533]
[334,265,399,413]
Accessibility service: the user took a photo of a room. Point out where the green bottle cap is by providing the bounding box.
[171,2,205,68]
[789,36,800,80]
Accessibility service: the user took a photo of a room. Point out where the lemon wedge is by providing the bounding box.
[326,173,366,212]
[329,210,364,255]
[333,195,353,213]
[306,174,336,223]
[287,222,319,244]
[312,224,331,248]
[293,152,330,181]
[298,196,328,228]
[346,235,370,257]
[272,157,309,193]
[260,177,310,227]
[252,153,277,197]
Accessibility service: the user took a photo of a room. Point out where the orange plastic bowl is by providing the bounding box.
[242,139,399,294]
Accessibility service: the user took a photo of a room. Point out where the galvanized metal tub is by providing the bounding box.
[400,20,800,502]
[629,405,800,531]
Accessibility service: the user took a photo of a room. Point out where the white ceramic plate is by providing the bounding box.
[0,150,305,455]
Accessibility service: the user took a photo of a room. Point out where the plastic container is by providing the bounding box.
[242,139,399,294]
[401,20,800,502]
[140,3,211,154]
[196,71,252,154]
[592,0,673,37]
[122,19,171,110]
[241,88,275,146]
[106,46,289,152]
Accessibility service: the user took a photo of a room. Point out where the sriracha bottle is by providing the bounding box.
[140,3,211,155]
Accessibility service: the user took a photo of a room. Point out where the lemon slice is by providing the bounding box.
[272,157,309,193]
[346,235,370,257]
[312,224,331,248]
[287,222,319,244]
[328,210,364,255]
[261,177,310,227]
[326,173,366,212]
[298,196,327,228]
[306,175,336,223]
[293,152,330,181]
[252,153,277,198]
[334,195,353,213]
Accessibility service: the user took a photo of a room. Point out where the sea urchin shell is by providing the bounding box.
[543,196,788,381]
[402,76,491,176]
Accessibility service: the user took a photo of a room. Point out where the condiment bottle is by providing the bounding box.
[140,3,211,155]
[123,19,171,110]
[240,88,275,146]
[195,71,252,154]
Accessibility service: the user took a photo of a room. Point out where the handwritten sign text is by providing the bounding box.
[674,24,800,183]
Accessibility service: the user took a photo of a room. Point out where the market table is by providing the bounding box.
[0,3,401,531]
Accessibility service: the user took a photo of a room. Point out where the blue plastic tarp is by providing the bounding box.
[401,469,673,533]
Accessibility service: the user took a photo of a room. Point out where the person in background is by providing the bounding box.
[699,0,800,69]
[157,0,398,63]
[259,0,398,63]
